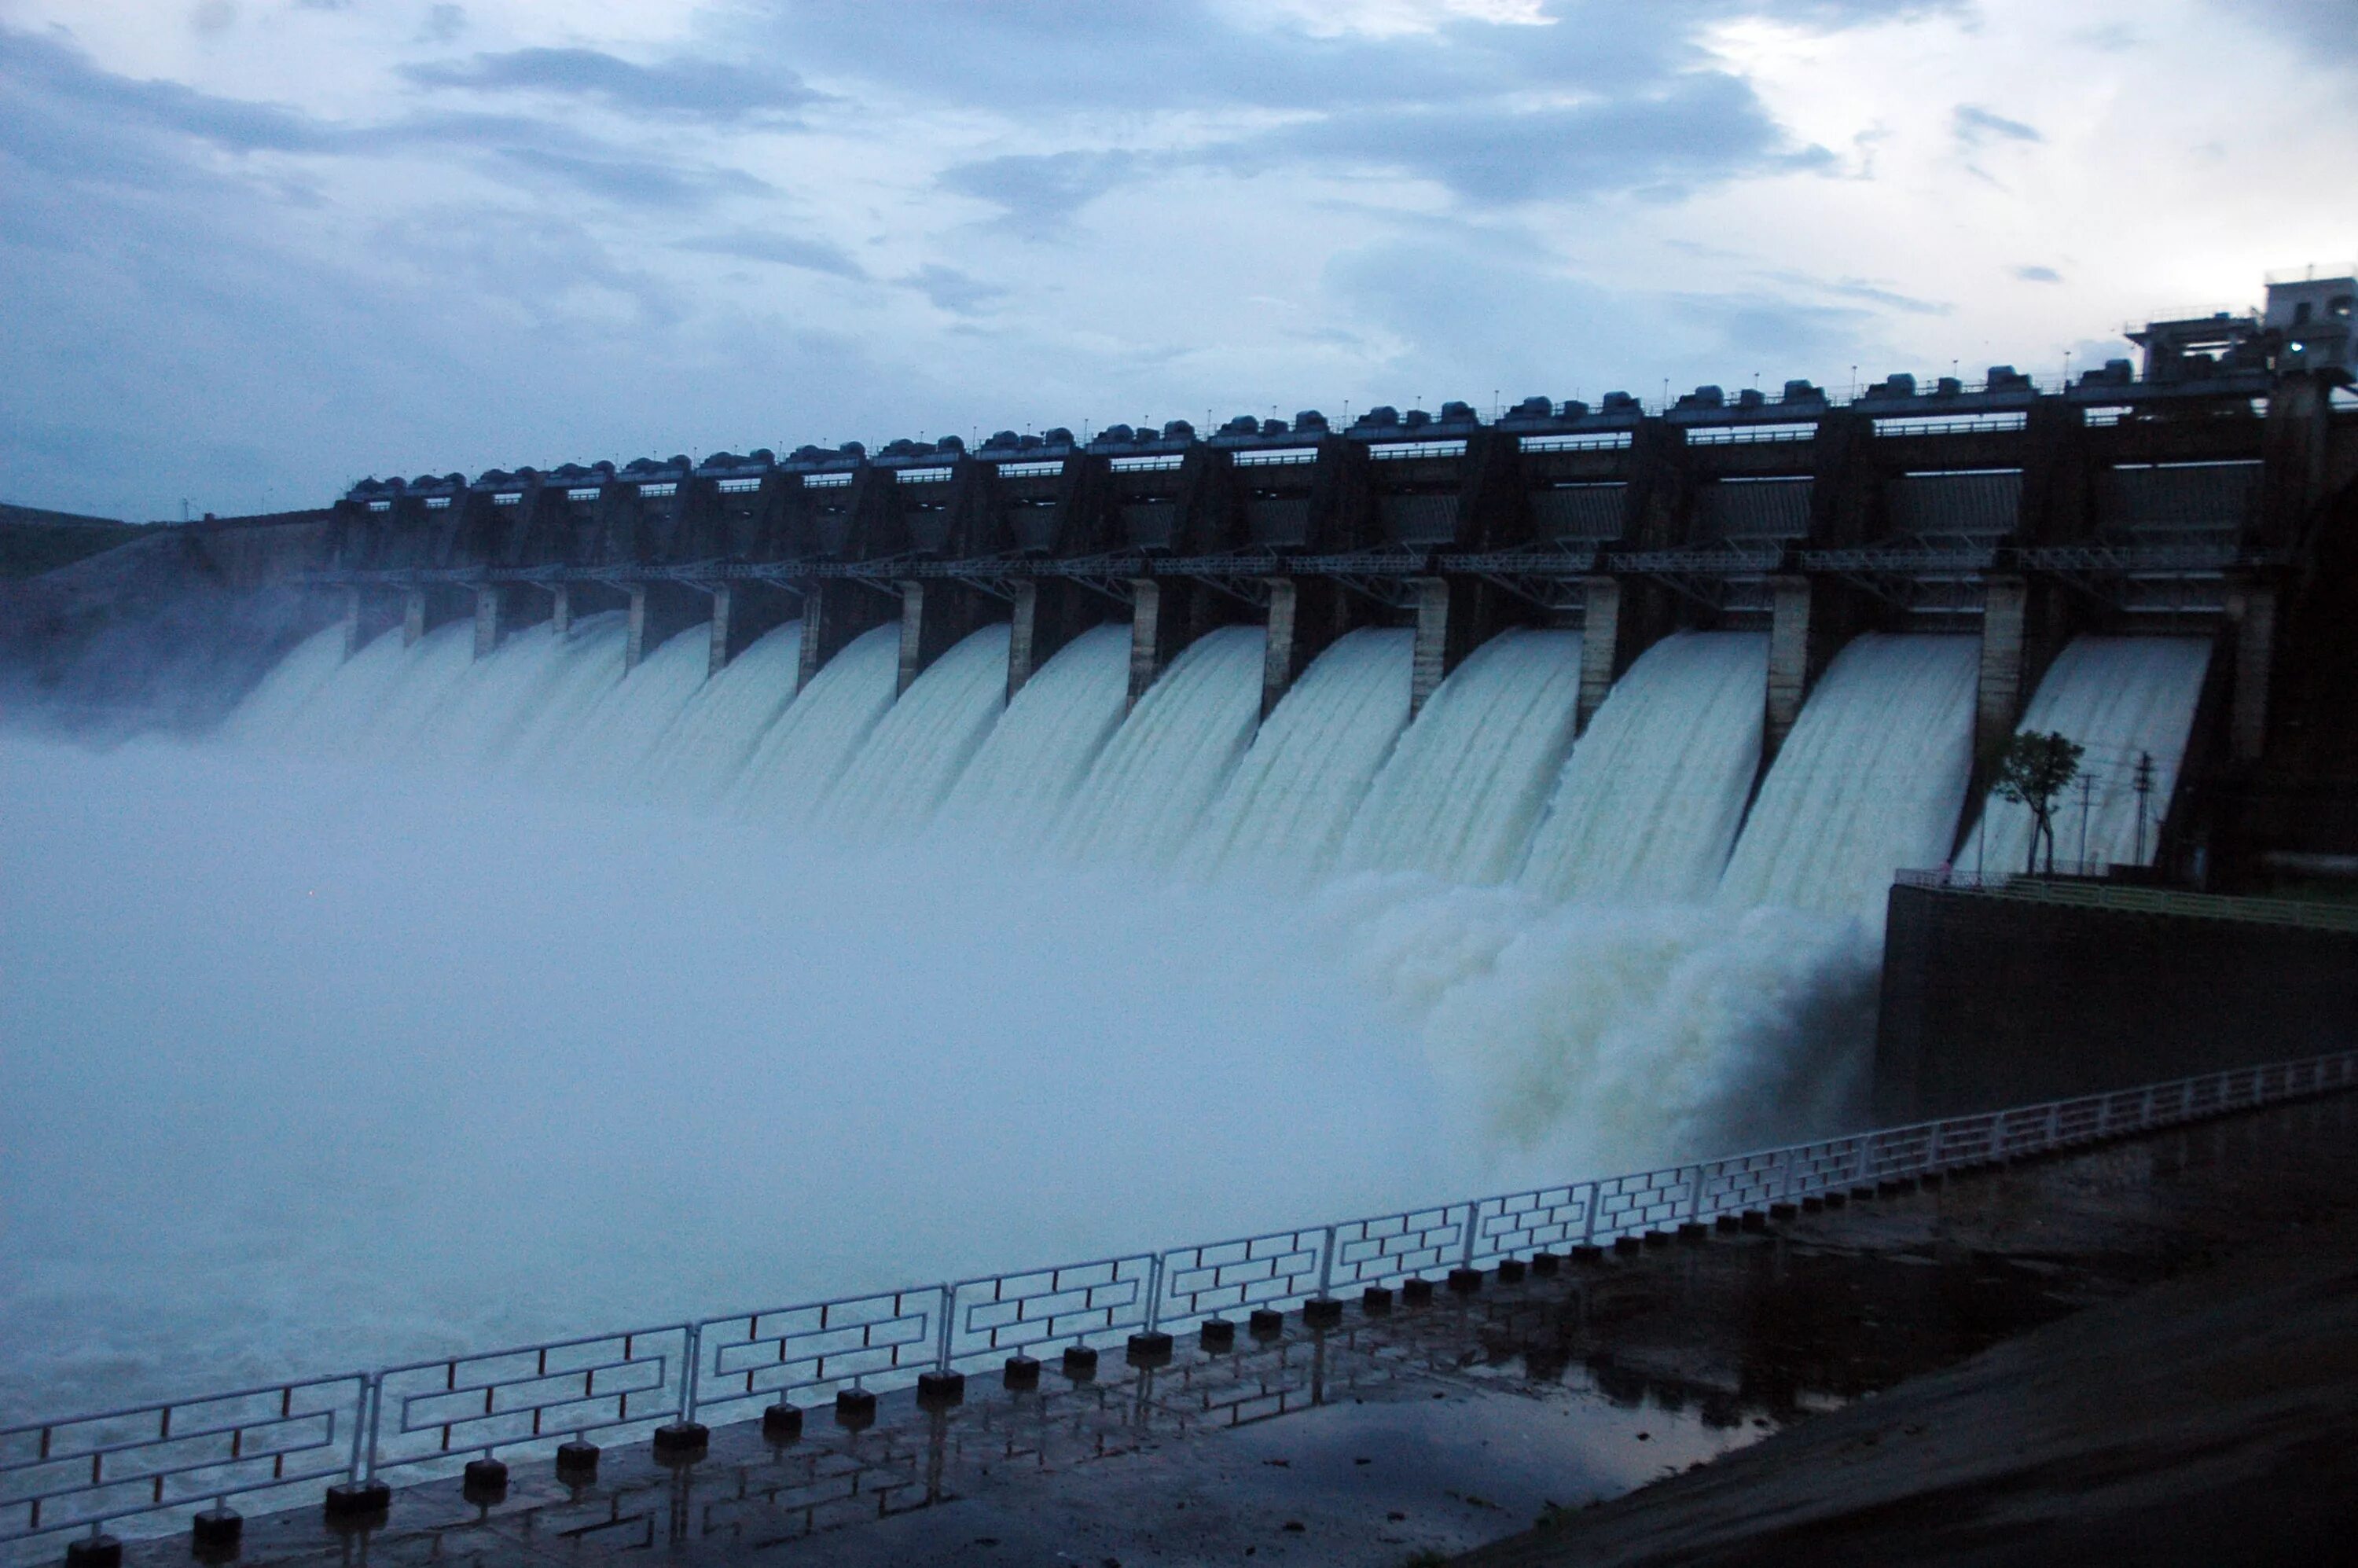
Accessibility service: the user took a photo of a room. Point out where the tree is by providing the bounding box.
[1993,730,2085,876]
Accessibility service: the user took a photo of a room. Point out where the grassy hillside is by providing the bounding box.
[0,504,152,580]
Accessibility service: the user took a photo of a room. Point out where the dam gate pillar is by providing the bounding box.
[626,582,711,673]
[1765,575,1871,765]
[472,585,552,659]
[343,587,402,659]
[1008,578,1099,702]
[798,579,898,693]
[897,579,996,696]
[400,585,470,648]
[2225,575,2280,764]
[1261,577,1357,719]
[707,580,799,678]
[1973,572,2073,780]
[1127,578,1238,710]
[1409,575,1519,719]
[1576,575,1677,733]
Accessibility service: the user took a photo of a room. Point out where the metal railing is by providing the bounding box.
[6,1048,2353,1558]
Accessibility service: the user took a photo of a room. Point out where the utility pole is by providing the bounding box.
[2075,772,2097,870]
[2132,751,2156,865]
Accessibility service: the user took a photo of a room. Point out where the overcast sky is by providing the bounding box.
[2,0,2350,520]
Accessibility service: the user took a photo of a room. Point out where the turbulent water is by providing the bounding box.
[1338,629,1586,884]
[1520,633,1769,904]
[1963,636,2213,874]
[1,605,2211,1427]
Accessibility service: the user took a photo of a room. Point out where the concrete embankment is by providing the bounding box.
[1464,1106,2358,1568]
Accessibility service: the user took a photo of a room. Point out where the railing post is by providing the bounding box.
[1860,1130,1878,1184]
[345,1377,370,1483]
[362,1373,384,1485]
[2044,1103,2062,1151]
[678,1324,700,1426]
[1686,1164,1706,1221]
[1144,1254,1166,1335]
[1316,1228,1338,1299]
[935,1285,956,1375]
[1580,1188,1599,1246]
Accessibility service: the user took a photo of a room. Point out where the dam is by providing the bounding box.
[4,286,2358,1565]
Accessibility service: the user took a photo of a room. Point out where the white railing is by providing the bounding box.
[6,1048,2353,1560]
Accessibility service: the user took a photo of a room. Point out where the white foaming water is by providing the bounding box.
[1338,629,1585,884]
[819,627,1008,838]
[1315,875,1875,1177]
[1717,634,1978,924]
[1519,633,1769,904]
[636,621,804,806]
[1186,628,1413,887]
[934,624,1130,845]
[1963,636,2213,874]
[524,628,711,793]
[1056,626,1267,867]
[729,624,901,824]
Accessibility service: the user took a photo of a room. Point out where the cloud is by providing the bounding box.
[1214,71,1832,207]
[939,150,1140,237]
[1953,104,2043,145]
[903,265,1008,315]
[400,46,821,123]
[2014,264,2063,284]
[2228,0,2358,67]
[421,6,466,45]
[674,230,867,278]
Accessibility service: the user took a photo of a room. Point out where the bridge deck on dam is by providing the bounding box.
[105,1091,2358,1568]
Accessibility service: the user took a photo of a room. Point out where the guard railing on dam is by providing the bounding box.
[7,1046,2356,1562]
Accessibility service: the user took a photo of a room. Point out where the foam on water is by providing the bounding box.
[819,626,1008,838]
[729,623,902,824]
[1338,629,1585,885]
[1962,636,2213,874]
[525,628,712,794]
[1717,633,1978,925]
[1056,626,1267,867]
[1187,628,1414,887]
[934,623,1131,846]
[1520,633,1769,904]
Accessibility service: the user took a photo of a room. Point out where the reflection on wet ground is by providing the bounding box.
[116,1093,2358,1566]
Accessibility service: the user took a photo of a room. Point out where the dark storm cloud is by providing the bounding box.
[400,47,824,124]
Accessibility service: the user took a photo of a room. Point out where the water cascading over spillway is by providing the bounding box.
[523,626,712,794]
[1963,635,2213,874]
[1185,628,1414,887]
[1056,626,1267,868]
[1519,633,1770,905]
[933,624,1131,846]
[635,621,806,806]
[817,627,1009,838]
[1337,629,1585,885]
[728,623,902,824]
[1716,634,1979,924]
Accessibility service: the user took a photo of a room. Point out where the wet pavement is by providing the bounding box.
[95,1092,2358,1567]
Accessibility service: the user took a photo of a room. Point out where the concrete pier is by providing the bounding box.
[471,585,552,659]
[399,585,469,648]
[625,582,708,673]
[1260,577,1356,718]
[1973,572,2071,778]
[895,579,995,696]
[797,579,897,692]
[706,580,799,678]
[1007,578,1101,701]
[2226,575,2279,763]
[342,587,401,658]
[1575,575,1675,734]
[1410,576,1520,718]
[1126,578,1236,708]
[1765,575,1866,764]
